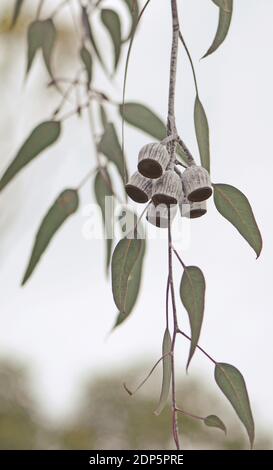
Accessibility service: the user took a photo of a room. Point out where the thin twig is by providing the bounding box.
[36,0,45,19]
[168,208,180,450]
[175,407,204,421]
[172,245,186,269]
[179,31,199,96]
[177,329,217,365]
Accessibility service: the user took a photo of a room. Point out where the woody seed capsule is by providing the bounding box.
[182,165,212,202]
[152,170,183,206]
[146,202,177,229]
[125,171,152,203]
[138,143,170,179]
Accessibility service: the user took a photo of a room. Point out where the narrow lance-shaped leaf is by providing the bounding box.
[27,19,56,76]
[11,0,24,28]
[122,0,139,41]
[120,102,188,164]
[98,122,128,182]
[203,0,233,58]
[213,183,262,258]
[80,46,93,88]
[101,9,122,70]
[194,96,210,173]
[204,415,227,434]
[180,266,206,369]
[81,5,107,74]
[114,238,145,327]
[22,189,79,285]
[154,329,172,416]
[0,121,61,192]
[215,363,255,448]
[94,167,114,273]
[111,237,143,315]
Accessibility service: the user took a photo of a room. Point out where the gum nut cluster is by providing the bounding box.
[125,142,212,228]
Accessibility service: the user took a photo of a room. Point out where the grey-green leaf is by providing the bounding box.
[22,189,79,285]
[111,237,144,314]
[215,363,255,448]
[194,96,210,173]
[114,238,145,327]
[27,19,56,76]
[180,266,206,369]
[203,0,233,58]
[154,329,172,416]
[0,121,61,192]
[204,415,227,434]
[80,46,93,88]
[101,9,122,70]
[81,5,107,74]
[11,0,24,27]
[98,122,128,182]
[120,102,188,164]
[99,104,108,130]
[94,167,113,272]
[122,0,139,41]
[120,102,166,141]
[213,183,262,258]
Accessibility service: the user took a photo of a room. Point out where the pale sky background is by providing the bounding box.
[0,0,273,443]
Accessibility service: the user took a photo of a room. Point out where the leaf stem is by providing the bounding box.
[175,407,204,421]
[177,329,217,365]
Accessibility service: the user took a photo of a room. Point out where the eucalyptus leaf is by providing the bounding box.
[120,102,188,164]
[101,9,122,70]
[94,167,114,272]
[180,266,206,369]
[11,0,24,27]
[80,46,93,88]
[204,414,227,434]
[22,189,79,285]
[194,96,210,172]
[215,363,255,448]
[98,122,128,182]
[203,0,233,58]
[0,121,61,192]
[212,0,232,12]
[111,237,144,315]
[81,5,107,74]
[27,19,56,76]
[213,183,262,258]
[154,329,172,416]
[114,238,145,327]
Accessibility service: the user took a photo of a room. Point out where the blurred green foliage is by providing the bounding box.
[0,360,271,450]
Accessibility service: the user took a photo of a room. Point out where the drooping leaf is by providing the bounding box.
[111,236,144,315]
[120,102,166,141]
[114,239,145,326]
[80,46,93,88]
[154,329,172,416]
[94,167,114,272]
[81,5,107,74]
[120,102,188,164]
[180,266,206,369]
[213,183,262,258]
[122,0,139,41]
[11,0,24,28]
[98,123,128,182]
[0,121,61,192]
[203,0,233,58]
[215,363,255,448]
[27,19,56,76]
[204,415,227,434]
[101,9,122,70]
[22,189,79,285]
[194,96,210,172]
